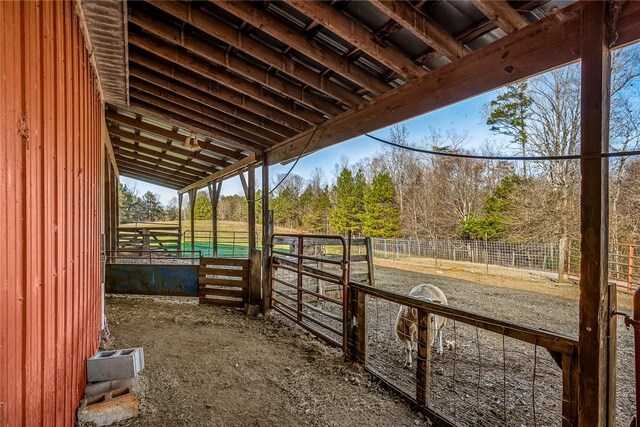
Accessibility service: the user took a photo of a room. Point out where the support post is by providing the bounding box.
[416,308,431,408]
[178,192,183,245]
[188,188,196,253]
[261,153,272,314]
[578,2,614,425]
[207,181,221,257]
[247,165,256,253]
[349,287,368,365]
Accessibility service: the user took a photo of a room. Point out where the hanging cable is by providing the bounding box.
[364,133,640,160]
[246,125,319,203]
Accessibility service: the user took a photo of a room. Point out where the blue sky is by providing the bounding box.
[120,89,505,204]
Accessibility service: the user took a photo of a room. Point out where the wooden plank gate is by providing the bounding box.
[199,257,250,307]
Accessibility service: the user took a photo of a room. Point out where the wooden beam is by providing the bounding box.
[210,1,390,95]
[179,154,257,194]
[128,34,322,128]
[117,167,185,190]
[578,2,613,425]
[130,5,353,113]
[188,188,196,251]
[126,97,254,156]
[102,116,119,177]
[247,165,256,253]
[114,155,200,184]
[106,109,241,161]
[284,0,425,80]
[129,89,271,151]
[238,171,249,199]
[107,125,228,169]
[129,63,297,139]
[471,0,529,34]
[369,1,469,60]
[207,181,222,257]
[269,1,629,165]
[111,143,210,179]
[129,77,284,145]
[261,152,271,315]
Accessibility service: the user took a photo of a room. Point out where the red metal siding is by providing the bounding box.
[0,1,102,425]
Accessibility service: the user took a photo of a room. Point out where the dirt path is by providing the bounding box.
[104,295,428,427]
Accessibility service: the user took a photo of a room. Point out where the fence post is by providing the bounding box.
[349,286,368,365]
[249,249,262,308]
[561,348,579,427]
[365,237,375,287]
[296,236,303,323]
[558,237,567,283]
[416,308,431,408]
[629,245,634,288]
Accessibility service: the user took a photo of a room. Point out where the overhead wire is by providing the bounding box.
[364,133,640,160]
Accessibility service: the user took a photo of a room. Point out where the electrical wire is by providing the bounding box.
[247,125,318,203]
[364,133,640,161]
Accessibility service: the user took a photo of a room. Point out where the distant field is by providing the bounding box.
[119,219,300,234]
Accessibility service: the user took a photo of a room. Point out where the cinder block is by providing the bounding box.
[244,303,260,317]
[87,348,144,382]
[84,377,139,398]
[77,387,138,426]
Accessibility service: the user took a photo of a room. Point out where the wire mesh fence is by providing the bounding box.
[371,238,562,274]
[347,284,579,427]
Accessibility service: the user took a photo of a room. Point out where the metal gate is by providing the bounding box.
[270,234,349,350]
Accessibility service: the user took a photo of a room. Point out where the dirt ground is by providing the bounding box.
[103,259,636,426]
[103,294,429,427]
[371,259,635,426]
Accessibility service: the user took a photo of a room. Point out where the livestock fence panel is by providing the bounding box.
[347,282,579,427]
[568,239,640,293]
[371,238,562,274]
[269,234,350,350]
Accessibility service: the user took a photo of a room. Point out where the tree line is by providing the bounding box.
[119,45,640,243]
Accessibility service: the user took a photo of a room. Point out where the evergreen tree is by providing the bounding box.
[119,183,145,224]
[363,172,401,237]
[192,191,213,220]
[301,185,331,233]
[486,81,532,177]
[329,167,366,234]
[141,191,164,222]
[458,174,521,240]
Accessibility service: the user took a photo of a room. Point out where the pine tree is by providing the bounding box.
[363,172,401,237]
[329,167,366,234]
[141,191,164,222]
[192,191,212,220]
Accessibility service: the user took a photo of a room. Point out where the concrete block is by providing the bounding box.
[77,387,138,426]
[84,377,139,398]
[87,348,144,382]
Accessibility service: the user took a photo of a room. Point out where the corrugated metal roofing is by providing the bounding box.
[0,2,102,425]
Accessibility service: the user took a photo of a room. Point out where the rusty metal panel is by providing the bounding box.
[106,264,200,296]
[0,1,102,426]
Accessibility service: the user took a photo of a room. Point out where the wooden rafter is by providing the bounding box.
[113,146,207,181]
[284,0,425,81]
[269,0,626,165]
[129,75,286,144]
[179,154,257,194]
[471,0,529,34]
[127,94,261,154]
[129,51,308,135]
[369,1,469,60]
[109,137,218,176]
[127,37,320,128]
[210,1,391,95]
[116,158,194,186]
[107,125,229,169]
[105,109,239,162]
[118,169,184,190]
[114,154,203,182]
[129,63,297,139]
[128,9,346,115]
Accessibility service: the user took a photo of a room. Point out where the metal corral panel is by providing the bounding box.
[0,2,102,426]
[106,264,199,296]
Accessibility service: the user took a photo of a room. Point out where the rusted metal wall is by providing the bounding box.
[0,1,102,425]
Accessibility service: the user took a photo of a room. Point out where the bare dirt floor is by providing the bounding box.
[103,260,635,427]
[103,294,429,427]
